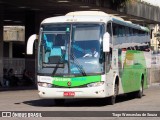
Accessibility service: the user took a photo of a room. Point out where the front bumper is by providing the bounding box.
[38,84,109,99]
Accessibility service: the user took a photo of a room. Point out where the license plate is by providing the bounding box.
[63,92,75,96]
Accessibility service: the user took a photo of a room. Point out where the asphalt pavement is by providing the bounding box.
[0,83,160,120]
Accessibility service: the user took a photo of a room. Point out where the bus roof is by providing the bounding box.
[112,18,149,32]
[41,11,111,24]
[41,11,149,32]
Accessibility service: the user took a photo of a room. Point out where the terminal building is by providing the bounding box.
[0,0,160,87]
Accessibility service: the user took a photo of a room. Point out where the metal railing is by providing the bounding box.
[3,58,25,74]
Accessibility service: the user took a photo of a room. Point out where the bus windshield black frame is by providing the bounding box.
[38,23,105,76]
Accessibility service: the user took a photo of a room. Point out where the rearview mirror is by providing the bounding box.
[103,32,110,52]
[27,34,38,54]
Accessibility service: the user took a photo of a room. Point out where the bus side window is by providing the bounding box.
[112,23,117,36]
[126,27,129,36]
[119,25,125,37]
[129,28,133,36]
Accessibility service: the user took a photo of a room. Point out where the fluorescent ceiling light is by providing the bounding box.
[19,6,27,9]
[90,9,100,11]
[79,6,90,8]
[57,0,70,3]
[4,20,12,22]
[14,21,22,23]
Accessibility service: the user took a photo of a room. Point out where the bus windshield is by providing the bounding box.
[39,23,104,76]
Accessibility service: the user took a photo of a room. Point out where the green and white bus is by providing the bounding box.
[27,11,150,105]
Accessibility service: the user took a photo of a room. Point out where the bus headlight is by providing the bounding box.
[87,81,104,87]
[38,82,52,88]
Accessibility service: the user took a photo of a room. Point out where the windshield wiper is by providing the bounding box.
[70,53,86,76]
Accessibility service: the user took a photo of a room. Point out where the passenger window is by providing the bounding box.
[112,23,117,36]
[112,23,126,37]
[129,28,133,36]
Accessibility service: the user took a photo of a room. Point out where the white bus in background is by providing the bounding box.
[27,11,150,105]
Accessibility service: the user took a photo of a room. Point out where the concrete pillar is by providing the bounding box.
[25,10,36,77]
[9,42,13,58]
[25,11,50,84]
[0,5,3,85]
[34,11,41,84]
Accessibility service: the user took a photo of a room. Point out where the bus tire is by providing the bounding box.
[136,80,144,98]
[54,99,65,105]
[108,83,118,105]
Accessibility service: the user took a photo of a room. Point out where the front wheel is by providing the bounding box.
[108,84,118,105]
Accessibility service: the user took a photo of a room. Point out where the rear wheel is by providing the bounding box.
[136,80,144,98]
[54,99,65,105]
[108,84,118,105]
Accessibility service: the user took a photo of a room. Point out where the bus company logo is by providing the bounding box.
[67,81,71,86]
[2,112,11,117]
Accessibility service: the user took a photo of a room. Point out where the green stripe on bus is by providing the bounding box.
[52,75,101,87]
